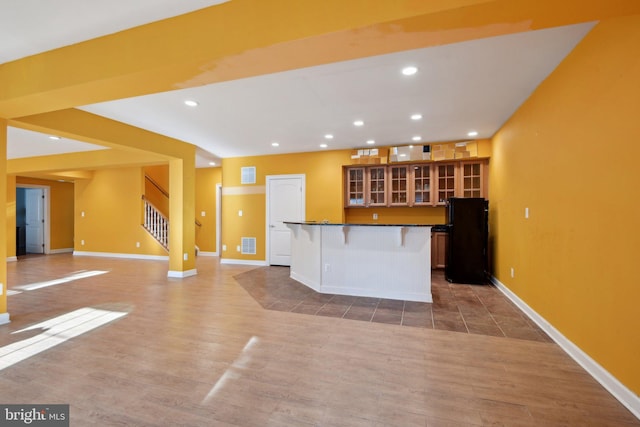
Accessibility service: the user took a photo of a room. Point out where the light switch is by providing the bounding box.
[201,211,206,217]
[525,207,529,219]
[238,210,243,217]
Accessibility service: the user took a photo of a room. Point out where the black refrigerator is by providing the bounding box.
[445,197,488,284]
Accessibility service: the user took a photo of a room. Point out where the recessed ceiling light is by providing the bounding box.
[271,142,280,147]
[411,114,422,121]
[184,100,199,107]
[366,140,375,145]
[402,66,418,76]
[467,130,479,137]
[324,134,334,139]
[209,161,216,166]
[412,136,421,141]
[353,120,364,127]
[320,143,328,148]
[49,136,61,140]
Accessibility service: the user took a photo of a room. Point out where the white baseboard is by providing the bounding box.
[491,276,640,419]
[220,258,268,266]
[73,251,169,261]
[0,313,10,325]
[197,251,218,257]
[167,269,198,278]
[48,248,73,254]
[6,257,17,263]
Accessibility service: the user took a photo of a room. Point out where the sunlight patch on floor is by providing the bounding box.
[0,306,128,371]
[14,270,109,291]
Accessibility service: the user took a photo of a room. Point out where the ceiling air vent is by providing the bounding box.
[241,166,256,184]
[241,237,256,255]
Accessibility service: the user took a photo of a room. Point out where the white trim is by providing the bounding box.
[216,183,222,256]
[49,248,74,254]
[222,185,266,195]
[0,313,10,325]
[6,257,17,263]
[73,251,169,261]
[220,258,267,266]
[167,269,198,278]
[491,275,640,419]
[197,251,218,257]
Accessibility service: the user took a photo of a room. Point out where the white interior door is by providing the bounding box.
[267,175,305,266]
[25,188,45,254]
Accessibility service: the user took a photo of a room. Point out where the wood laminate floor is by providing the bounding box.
[1,254,637,426]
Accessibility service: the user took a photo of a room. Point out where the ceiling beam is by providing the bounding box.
[10,109,195,160]
[7,148,168,175]
[2,0,638,118]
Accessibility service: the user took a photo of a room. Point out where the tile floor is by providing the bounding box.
[234,267,552,343]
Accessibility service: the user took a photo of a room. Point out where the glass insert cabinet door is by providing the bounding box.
[462,162,482,198]
[368,166,387,206]
[389,165,409,205]
[436,163,456,205]
[347,167,365,206]
[412,165,432,206]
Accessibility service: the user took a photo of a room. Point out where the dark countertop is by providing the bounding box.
[284,221,445,228]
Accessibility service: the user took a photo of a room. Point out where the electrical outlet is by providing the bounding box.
[136,242,140,248]
[183,253,188,261]
[201,211,206,217]
[510,267,515,278]
[324,263,330,272]
[238,210,243,217]
[81,240,85,246]
[236,245,241,252]
[81,211,85,217]
[222,244,227,251]
[373,213,378,220]
[525,207,529,219]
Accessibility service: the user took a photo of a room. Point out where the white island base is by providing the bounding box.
[285,223,432,302]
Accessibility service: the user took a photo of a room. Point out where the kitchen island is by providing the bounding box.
[284,222,432,302]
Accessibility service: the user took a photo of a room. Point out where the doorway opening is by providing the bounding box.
[16,185,50,256]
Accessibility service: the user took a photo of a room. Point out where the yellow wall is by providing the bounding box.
[221,149,352,261]
[345,206,447,225]
[489,15,640,394]
[195,167,221,253]
[16,177,75,251]
[75,167,167,256]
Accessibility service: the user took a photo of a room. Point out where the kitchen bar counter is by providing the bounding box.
[284,222,432,302]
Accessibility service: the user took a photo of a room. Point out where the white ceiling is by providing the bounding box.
[2,3,595,168]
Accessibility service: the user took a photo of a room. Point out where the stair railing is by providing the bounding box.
[142,196,169,250]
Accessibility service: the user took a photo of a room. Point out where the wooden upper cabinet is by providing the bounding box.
[344,159,488,208]
[388,165,409,206]
[368,166,387,207]
[345,167,366,207]
[461,161,487,198]
[435,163,457,206]
[412,165,432,207]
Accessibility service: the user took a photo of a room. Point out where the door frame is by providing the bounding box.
[17,184,51,255]
[265,174,305,266]
[216,183,222,256]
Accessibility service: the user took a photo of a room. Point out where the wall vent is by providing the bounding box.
[241,237,256,255]
[241,166,256,184]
